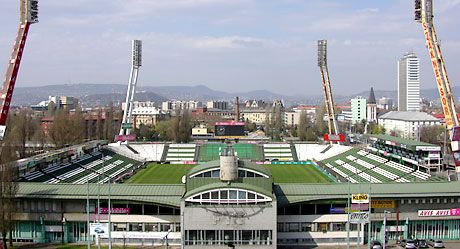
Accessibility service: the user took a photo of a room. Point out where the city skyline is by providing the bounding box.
[0,0,459,96]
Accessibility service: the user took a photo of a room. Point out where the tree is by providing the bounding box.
[96,109,103,140]
[298,112,308,141]
[155,120,172,141]
[48,107,84,148]
[420,125,444,144]
[104,102,115,141]
[7,110,38,158]
[47,101,56,116]
[0,141,18,249]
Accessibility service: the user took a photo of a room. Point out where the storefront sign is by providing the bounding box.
[450,208,460,216]
[352,194,369,204]
[351,203,369,211]
[97,207,131,214]
[371,200,395,209]
[330,207,346,214]
[350,212,369,224]
[416,146,441,151]
[418,209,451,217]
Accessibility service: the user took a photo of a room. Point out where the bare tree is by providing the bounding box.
[0,142,19,249]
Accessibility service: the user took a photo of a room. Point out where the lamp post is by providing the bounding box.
[164,229,172,249]
[87,175,91,249]
[346,175,351,249]
[383,210,391,249]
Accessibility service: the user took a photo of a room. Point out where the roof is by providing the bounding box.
[188,160,271,177]
[17,183,184,207]
[275,182,460,206]
[378,111,439,122]
[368,87,376,104]
[367,134,438,148]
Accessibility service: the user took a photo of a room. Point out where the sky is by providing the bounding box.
[0,0,459,96]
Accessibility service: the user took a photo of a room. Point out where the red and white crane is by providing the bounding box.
[415,0,460,175]
[0,0,38,140]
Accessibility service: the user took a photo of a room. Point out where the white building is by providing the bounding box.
[350,96,367,124]
[398,52,420,112]
[284,106,316,127]
[378,111,440,139]
[131,106,167,128]
[162,101,201,112]
[377,97,394,110]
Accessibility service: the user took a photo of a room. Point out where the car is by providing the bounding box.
[371,240,382,249]
[405,240,417,249]
[94,227,105,234]
[417,239,428,248]
[433,240,444,248]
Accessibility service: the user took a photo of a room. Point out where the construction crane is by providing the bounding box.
[117,40,142,142]
[318,40,342,143]
[0,0,38,140]
[415,0,460,174]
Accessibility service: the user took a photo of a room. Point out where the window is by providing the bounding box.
[186,188,272,205]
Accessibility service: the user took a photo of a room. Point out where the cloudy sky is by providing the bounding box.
[0,0,459,96]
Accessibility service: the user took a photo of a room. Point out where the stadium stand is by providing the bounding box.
[106,143,146,162]
[319,148,443,183]
[263,143,294,161]
[165,144,197,162]
[198,143,261,162]
[21,150,142,184]
[295,144,352,161]
[129,143,165,162]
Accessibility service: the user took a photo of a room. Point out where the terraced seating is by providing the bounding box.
[199,143,226,161]
[165,144,196,162]
[263,144,293,161]
[129,144,165,161]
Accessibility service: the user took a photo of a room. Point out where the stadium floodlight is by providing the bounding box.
[132,40,142,68]
[21,0,39,24]
[414,0,422,22]
[317,40,327,67]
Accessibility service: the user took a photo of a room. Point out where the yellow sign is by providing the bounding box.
[352,194,369,204]
[371,200,395,209]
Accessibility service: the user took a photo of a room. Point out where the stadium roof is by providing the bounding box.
[17,183,184,207]
[378,111,439,121]
[188,160,271,177]
[367,134,438,148]
[275,182,460,206]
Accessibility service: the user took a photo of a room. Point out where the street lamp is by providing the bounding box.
[383,210,391,249]
[164,229,172,249]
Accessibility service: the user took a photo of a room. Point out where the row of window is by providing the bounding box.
[277,222,358,233]
[112,222,180,232]
[185,230,272,245]
[186,189,272,205]
[191,168,267,178]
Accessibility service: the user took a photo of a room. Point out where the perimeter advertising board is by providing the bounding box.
[90,223,108,235]
[350,212,369,224]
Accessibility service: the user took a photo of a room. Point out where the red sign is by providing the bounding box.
[97,207,131,214]
[323,133,345,142]
[115,134,136,142]
[418,209,450,217]
[215,121,245,126]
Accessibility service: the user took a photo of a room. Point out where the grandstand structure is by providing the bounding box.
[366,134,442,172]
[21,150,142,184]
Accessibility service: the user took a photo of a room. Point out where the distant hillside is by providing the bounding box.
[12,83,458,108]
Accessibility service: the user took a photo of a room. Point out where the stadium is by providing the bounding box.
[12,136,460,248]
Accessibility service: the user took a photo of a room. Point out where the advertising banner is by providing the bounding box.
[418,209,451,217]
[97,207,131,214]
[352,194,369,204]
[371,200,395,209]
[350,212,369,224]
[90,223,108,235]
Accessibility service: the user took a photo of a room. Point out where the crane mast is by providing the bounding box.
[415,0,460,173]
[0,0,38,140]
[117,40,142,142]
[318,40,340,140]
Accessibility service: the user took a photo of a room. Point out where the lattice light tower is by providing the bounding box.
[415,0,460,176]
[317,40,339,138]
[118,40,142,140]
[0,0,38,140]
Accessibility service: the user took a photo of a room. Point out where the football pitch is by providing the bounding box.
[266,164,333,183]
[125,163,194,184]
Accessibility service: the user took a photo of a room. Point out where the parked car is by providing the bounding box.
[94,227,105,234]
[417,239,428,248]
[371,240,382,249]
[405,240,417,249]
[433,240,444,248]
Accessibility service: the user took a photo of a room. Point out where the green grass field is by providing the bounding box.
[266,164,333,183]
[125,163,195,184]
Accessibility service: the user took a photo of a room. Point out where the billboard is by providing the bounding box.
[215,122,245,138]
[90,223,108,235]
[371,200,395,209]
[352,194,369,204]
[350,212,369,224]
[115,134,136,142]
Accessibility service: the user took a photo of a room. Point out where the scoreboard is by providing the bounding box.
[214,122,245,138]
